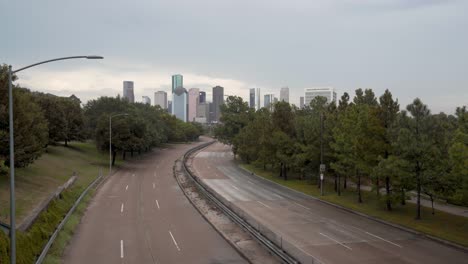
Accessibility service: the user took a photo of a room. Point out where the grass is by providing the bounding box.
[241,163,468,248]
[42,189,95,264]
[0,141,123,224]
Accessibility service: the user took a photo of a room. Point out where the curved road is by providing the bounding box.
[192,142,468,264]
[64,139,246,264]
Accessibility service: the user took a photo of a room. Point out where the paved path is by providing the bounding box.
[64,140,246,264]
[192,142,468,264]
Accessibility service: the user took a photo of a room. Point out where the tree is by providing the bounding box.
[448,106,468,206]
[378,89,400,210]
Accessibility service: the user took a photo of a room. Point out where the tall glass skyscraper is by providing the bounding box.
[199,91,206,103]
[212,86,224,122]
[249,88,255,108]
[123,81,135,103]
[172,74,183,93]
[173,87,188,122]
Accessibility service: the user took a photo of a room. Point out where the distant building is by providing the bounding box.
[188,88,200,122]
[173,87,188,122]
[212,86,224,122]
[172,74,183,93]
[300,96,304,108]
[123,81,135,103]
[142,96,151,105]
[196,102,210,124]
[256,88,261,110]
[168,100,172,114]
[280,87,289,103]
[209,102,214,123]
[249,88,255,108]
[199,91,206,104]
[304,87,336,106]
[274,97,278,104]
[264,94,274,110]
[154,91,168,109]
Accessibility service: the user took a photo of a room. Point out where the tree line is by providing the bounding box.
[215,90,467,219]
[0,64,202,173]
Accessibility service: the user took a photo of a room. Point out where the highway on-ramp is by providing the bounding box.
[64,139,246,264]
[191,142,468,264]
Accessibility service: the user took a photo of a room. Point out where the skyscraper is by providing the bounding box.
[173,87,188,122]
[304,87,337,106]
[172,74,183,93]
[280,87,289,103]
[256,88,261,110]
[249,88,255,108]
[188,88,200,122]
[264,94,274,110]
[154,91,167,109]
[123,81,135,103]
[300,96,305,108]
[142,96,151,105]
[199,91,206,103]
[212,86,224,122]
[168,101,172,114]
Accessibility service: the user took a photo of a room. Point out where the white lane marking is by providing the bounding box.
[154,172,157,177]
[155,200,160,209]
[132,174,135,177]
[125,185,128,191]
[230,184,240,191]
[121,203,124,213]
[153,182,155,189]
[169,231,181,251]
[319,232,352,250]
[365,232,403,248]
[257,201,272,209]
[247,180,254,185]
[120,240,124,258]
[273,193,283,199]
[293,201,310,210]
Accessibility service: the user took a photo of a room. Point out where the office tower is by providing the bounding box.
[154,91,168,109]
[256,88,261,110]
[142,96,151,105]
[304,87,337,106]
[208,102,214,123]
[168,101,172,114]
[188,88,200,122]
[280,87,289,103]
[123,81,135,103]
[196,103,210,123]
[274,97,278,104]
[264,94,274,110]
[173,87,188,122]
[199,91,206,103]
[300,96,305,108]
[212,86,224,122]
[249,88,255,108]
[172,74,183,93]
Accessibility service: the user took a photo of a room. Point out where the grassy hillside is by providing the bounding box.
[0,141,118,224]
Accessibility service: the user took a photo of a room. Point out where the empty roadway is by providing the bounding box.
[191,142,468,264]
[64,139,246,264]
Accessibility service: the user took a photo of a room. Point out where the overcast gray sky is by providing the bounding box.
[1,0,467,113]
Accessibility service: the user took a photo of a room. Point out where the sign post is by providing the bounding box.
[320,164,325,196]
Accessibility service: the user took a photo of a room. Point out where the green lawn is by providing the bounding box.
[241,164,468,248]
[0,141,123,225]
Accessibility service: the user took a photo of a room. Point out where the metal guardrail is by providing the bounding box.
[35,169,104,264]
[182,141,299,264]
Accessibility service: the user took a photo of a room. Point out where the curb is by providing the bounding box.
[237,165,468,254]
[173,157,253,264]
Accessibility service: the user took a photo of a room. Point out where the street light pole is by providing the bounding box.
[109,113,128,175]
[7,55,103,264]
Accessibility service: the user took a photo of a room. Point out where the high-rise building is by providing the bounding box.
[199,91,206,103]
[154,91,168,109]
[264,94,274,110]
[173,87,188,122]
[280,87,289,103]
[274,97,278,104]
[212,86,224,122]
[123,81,135,103]
[249,88,255,108]
[172,74,183,93]
[209,102,214,123]
[196,103,209,123]
[300,96,305,108]
[142,96,151,105]
[188,88,200,122]
[304,87,337,106]
[256,88,261,110]
[168,101,172,114]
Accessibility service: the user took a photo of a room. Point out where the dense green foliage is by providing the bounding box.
[216,92,468,218]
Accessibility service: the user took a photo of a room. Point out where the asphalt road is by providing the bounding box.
[64,139,246,264]
[192,142,468,264]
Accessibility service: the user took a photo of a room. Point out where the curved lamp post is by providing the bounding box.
[8,55,103,263]
[109,113,128,175]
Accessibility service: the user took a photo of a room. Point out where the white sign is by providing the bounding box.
[320,173,324,180]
